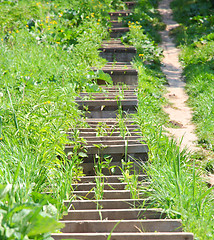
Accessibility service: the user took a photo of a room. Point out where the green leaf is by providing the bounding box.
[78,152,87,158]
[32,191,58,206]
[0,184,12,200]
[27,213,64,237]
[97,70,113,84]
[5,226,16,239]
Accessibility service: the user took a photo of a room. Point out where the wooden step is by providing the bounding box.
[52,232,194,240]
[76,99,138,107]
[76,86,138,117]
[73,125,139,132]
[65,143,148,156]
[72,127,140,133]
[74,131,142,137]
[101,66,137,74]
[102,39,122,44]
[85,116,135,121]
[105,64,133,69]
[75,175,147,183]
[99,45,136,62]
[78,93,137,98]
[84,123,138,128]
[78,140,143,146]
[100,85,136,90]
[62,208,166,220]
[83,109,137,118]
[75,136,143,142]
[101,65,135,70]
[108,10,132,20]
[60,219,183,233]
[71,182,128,191]
[106,61,132,65]
[109,27,130,38]
[98,67,138,85]
[76,93,137,104]
[125,1,137,9]
[110,20,124,28]
[77,98,137,103]
[71,182,149,191]
[64,198,148,209]
[72,190,131,200]
[81,161,146,175]
[84,120,137,127]
[77,104,137,118]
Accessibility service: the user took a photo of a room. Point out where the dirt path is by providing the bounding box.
[158,0,200,152]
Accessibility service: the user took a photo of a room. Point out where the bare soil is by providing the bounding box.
[158,0,214,185]
[158,0,200,153]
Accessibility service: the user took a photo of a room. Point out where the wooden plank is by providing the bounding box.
[60,219,183,233]
[74,175,147,183]
[84,140,143,146]
[74,131,142,137]
[99,46,136,52]
[76,99,138,106]
[71,190,131,200]
[65,144,148,155]
[62,208,166,220]
[101,68,137,74]
[52,232,194,240]
[64,198,148,209]
[76,136,142,141]
[71,182,128,191]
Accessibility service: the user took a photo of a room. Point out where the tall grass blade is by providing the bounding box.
[6,86,19,131]
[107,220,121,240]
[0,116,2,138]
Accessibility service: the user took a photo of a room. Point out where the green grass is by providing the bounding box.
[124,1,214,239]
[171,0,214,152]
[1,0,214,239]
[144,130,214,240]
[0,0,123,238]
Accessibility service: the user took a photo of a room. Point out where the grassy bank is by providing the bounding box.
[0,0,123,238]
[139,1,214,239]
[171,0,214,154]
[0,0,213,239]
[125,1,214,239]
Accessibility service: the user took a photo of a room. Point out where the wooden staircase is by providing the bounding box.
[51,1,194,239]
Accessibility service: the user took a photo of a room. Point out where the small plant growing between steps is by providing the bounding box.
[93,152,114,203]
[121,169,140,199]
[95,122,116,137]
[94,155,105,203]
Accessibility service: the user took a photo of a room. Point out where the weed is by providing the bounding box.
[122,169,140,199]
[107,220,121,240]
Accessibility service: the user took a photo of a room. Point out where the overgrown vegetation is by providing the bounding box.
[119,0,214,239]
[145,132,214,240]
[1,0,214,239]
[0,0,124,237]
[137,1,214,239]
[171,0,214,152]
[169,3,214,234]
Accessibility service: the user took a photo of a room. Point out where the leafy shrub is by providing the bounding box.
[0,184,63,240]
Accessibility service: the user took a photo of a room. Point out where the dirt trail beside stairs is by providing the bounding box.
[158,0,200,152]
